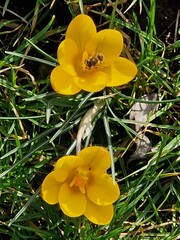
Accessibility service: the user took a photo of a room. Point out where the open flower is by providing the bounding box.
[51,14,137,95]
[41,146,120,225]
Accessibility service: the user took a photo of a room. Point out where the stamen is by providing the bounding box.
[81,51,89,71]
[70,169,88,194]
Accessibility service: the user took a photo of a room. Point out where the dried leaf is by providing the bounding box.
[129,93,158,160]
[129,93,158,132]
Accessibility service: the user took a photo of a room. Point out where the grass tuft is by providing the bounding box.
[0,0,180,239]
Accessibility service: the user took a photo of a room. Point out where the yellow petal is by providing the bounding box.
[84,200,114,225]
[87,174,120,206]
[59,182,86,217]
[54,156,81,182]
[66,14,96,54]
[50,65,81,95]
[77,146,111,172]
[85,29,123,65]
[105,57,138,86]
[41,171,61,204]
[74,70,108,92]
[57,39,78,76]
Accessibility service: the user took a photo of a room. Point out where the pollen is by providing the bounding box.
[70,168,89,194]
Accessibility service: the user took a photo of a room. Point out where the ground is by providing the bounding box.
[0,0,180,239]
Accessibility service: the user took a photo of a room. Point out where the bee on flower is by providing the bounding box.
[85,53,104,69]
[50,14,137,95]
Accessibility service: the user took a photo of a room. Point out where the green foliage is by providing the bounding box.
[0,0,180,239]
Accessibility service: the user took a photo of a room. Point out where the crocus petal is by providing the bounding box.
[41,171,61,204]
[50,65,81,95]
[87,174,120,206]
[66,14,96,54]
[74,70,108,92]
[85,29,123,65]
[84,200,114,225]
[105,57,138,86]
[59,182,86,217]
[57,39,78,76]
[54,156,82,182]
[77,147,111,172]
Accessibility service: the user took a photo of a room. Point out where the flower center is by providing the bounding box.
[81,51,104,71]
[70,168,89,194]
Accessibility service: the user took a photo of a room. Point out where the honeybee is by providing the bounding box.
[85,53,104,69]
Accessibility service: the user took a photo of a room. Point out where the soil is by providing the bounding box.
[136,0,180,43]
